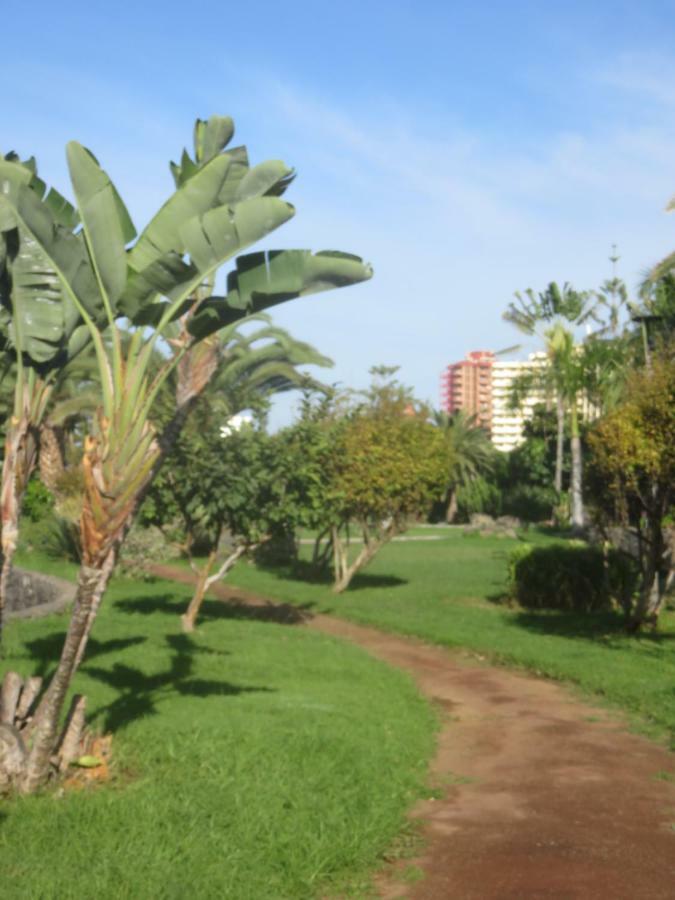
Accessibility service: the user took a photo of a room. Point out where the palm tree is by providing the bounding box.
[503,282,598,529]
[0,115,371,793]
[434,409,494,522]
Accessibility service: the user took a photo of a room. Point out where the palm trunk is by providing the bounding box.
[5,340,218,793]
[569,405,584,532]
[20,551,116,792]
[554,395,564,495]
[0,418,39,644]
[38,422,66,496]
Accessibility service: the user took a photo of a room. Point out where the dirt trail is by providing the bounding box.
[151,566,675,899]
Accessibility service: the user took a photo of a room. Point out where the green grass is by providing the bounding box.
[1,568,436,899]
[223,528,675,747]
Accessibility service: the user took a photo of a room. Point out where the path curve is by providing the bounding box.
[151,566,675,899]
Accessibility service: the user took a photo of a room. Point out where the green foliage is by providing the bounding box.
[333,410,448,528]
[22,478,54,522]
[432,409,495,522]
[118,523,178,579]
[455,475,501,520]
[507,543,640,612]
[501,484,557,523]
[147,414,304,555]
[20,515,81,562]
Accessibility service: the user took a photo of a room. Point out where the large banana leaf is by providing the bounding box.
[170,116,236,184]
[67,142,136,308]
[0,180,107,328]
[0,159,88,365]
[234,160,295,202]
[188,249,372,340]
[9,227,76,364]
[177,197,295,273]
[130,153,237,271]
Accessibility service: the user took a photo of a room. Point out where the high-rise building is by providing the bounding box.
[441,351,546,452]
[440,351,494,431]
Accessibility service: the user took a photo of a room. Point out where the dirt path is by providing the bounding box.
[151,566,675,899]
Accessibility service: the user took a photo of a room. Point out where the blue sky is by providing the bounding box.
[5,1,675,423]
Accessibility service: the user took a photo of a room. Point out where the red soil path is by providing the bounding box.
[151,565,675,899]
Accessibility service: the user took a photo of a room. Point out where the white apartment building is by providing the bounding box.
[490,353,546,452]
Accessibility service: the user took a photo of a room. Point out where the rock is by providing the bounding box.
[469,514,496,529]
[6,568,76,620]
[496,516,522,530]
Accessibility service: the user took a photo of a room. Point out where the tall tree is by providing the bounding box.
[504,282,598,529]
[0,115,371,794]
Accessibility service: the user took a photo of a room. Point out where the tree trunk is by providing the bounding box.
[20,553,116,792]
[569,406,584,533]
[181,544,250,632]
[554,395,565,495]
[38,422,66,496]
[0,417,38,644]
[629,508,667,631]
[5,342,216,793]
[182,550,217,633]
[332,523,395,593]
[445,489,458,524]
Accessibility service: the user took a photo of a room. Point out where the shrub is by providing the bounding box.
[456,476,502,522]
[119,524,178,579]
[507,543,640,613]
[19,515,81,562]
[23,479,54,522]
[501,484,556,523]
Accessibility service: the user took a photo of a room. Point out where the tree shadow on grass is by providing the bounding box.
[510,609,675,646]
[115,594,313,625]
[21,634,148,680]
[84,633,274,732]
[259,559,407,592]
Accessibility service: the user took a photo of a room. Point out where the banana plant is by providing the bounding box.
[0,116,371,793]
[0,153,87,642]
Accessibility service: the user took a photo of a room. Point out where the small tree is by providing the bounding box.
[319,373,449,592]
[147,321,331,631]
[150,420,296,631]
[588,357,675,629]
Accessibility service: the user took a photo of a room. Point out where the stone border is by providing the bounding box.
[6,567,76,620]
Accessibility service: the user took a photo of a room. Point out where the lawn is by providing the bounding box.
[1,562,436,900]
[224,528,675,747]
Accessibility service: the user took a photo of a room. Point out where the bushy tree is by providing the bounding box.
[303,371,450,592]
[149,419,299,631]
[588,356,675,629]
